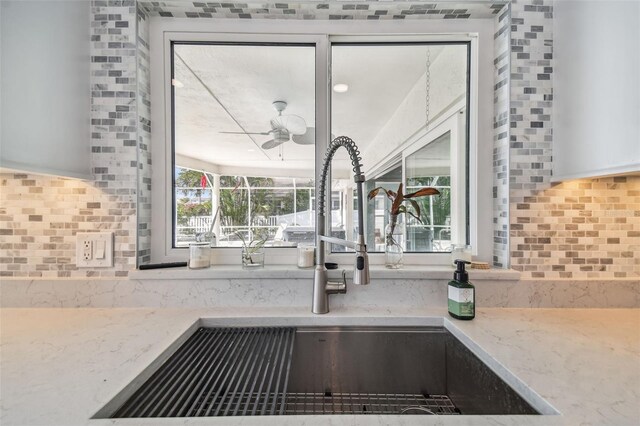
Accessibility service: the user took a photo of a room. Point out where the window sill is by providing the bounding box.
[129,264,521,281]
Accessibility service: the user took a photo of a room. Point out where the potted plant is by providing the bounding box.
[368,183,440,269]
[236,232,266,269]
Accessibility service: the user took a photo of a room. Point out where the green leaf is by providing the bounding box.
[234,231,247,248]
[251,239,266,252]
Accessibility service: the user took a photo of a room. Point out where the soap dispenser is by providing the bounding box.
[448,260,475,320]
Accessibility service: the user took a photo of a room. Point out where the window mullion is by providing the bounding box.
[316,35,331,253]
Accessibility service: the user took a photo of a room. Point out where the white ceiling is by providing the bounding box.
[174,44,316,176]
[174,43,446,178]
[331,44,442,145]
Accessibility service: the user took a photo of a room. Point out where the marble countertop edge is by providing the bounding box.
[4,266,638,283]
[127,264,522,280]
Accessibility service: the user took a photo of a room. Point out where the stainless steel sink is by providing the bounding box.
[286,326,538,415]
[99,325,544,418]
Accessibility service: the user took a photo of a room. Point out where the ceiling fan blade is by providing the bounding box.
[271,114,307,135]
[261,139,286,150]
[292,127,315,145]
[219,131,272,135]
[292,128,335,145]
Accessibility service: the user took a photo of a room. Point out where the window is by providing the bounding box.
[331,43,469,253]
[150,21,491,264]
[171,42,316,248]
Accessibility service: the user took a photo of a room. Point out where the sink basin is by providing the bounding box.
[97,323,551,418]
[287,326,537,415]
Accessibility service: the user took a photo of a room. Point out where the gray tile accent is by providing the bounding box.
[509,0,556,278]
[139,1,506,20]
[136,5,152,265]
[89,1,139,276]
[493,3,510,268]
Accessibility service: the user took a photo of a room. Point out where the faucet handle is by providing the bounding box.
[326,270,347,294]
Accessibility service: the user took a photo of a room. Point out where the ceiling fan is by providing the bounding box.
[220,100,315,149]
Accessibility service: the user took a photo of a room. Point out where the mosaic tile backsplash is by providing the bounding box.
[139,1,507,20]
[511,176,640,279]
[1,0,638,280]
[0,173,135,278]
[506,0,556,278]
[492,3,510,268]
[136,5,152,265]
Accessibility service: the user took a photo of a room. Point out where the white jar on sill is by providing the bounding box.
[297,243,315,269]
[189,242,211,269]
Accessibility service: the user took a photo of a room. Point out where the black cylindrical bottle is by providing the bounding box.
[448,260,475,320]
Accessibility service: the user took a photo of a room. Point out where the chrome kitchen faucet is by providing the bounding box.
[312,136,370,314]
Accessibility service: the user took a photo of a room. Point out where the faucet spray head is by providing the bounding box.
[353,251,370,285]
[353,236,370,285]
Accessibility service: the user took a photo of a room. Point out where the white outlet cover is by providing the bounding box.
[76,232,114,268]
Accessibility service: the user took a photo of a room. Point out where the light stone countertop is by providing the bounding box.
[1,307,639,426]
[128,265,522,281]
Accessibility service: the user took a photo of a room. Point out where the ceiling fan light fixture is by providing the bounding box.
[333,83,349,93]
[273,128,290,142]
[272,100,288,112]
[224,100,310,150]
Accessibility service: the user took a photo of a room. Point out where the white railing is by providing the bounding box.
[176,216,281,244]
[189,216,212,233]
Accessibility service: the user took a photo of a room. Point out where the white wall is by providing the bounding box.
[0,0,91,179]
[553,0,640,181]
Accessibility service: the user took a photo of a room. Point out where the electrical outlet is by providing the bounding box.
[76,232,114,267]
[83,239,92,261]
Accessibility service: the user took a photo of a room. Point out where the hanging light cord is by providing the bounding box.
[425,47,431,127]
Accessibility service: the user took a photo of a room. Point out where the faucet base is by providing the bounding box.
[312,266,329,314]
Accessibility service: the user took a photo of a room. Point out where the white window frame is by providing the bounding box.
[401,103,467,248]
[150,18,494,265]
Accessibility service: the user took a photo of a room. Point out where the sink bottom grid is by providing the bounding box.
[284,392,460,415]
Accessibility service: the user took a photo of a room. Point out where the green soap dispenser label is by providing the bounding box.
[448,286,474,317]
